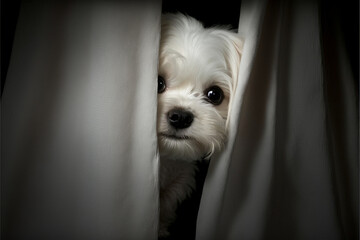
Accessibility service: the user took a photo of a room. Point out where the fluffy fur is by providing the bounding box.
[157,13,243,238]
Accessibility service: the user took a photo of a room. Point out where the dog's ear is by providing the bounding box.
[219,31,243,85]
[211,29,243,89]
[212,30,244,129]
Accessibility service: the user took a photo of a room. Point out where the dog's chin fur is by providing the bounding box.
[157,13,242,238]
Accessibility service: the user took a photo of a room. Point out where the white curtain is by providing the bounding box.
[2,1,161,239]
[2,0,358,239]
[197,0,358,239]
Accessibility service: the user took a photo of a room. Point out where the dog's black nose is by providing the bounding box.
[168,108,194,129]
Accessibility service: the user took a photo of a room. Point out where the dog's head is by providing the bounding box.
[157,13,243,161]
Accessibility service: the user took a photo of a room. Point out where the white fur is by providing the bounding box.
[157,13,242,238]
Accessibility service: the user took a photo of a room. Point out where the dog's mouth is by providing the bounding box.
[159,133,191,140]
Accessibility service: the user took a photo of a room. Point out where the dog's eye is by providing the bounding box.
[158,75,166,93]
[204,86,224,105]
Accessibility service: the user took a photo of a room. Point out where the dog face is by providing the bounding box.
[157,14,242,161]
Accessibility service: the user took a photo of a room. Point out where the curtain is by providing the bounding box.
[196,0,358,240]
[2,1,161,239]
[2,0,358,240]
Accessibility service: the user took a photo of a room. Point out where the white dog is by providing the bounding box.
[157,13,242,238]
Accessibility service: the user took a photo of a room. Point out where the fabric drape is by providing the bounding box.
[196,0,358,239]
[2,1,161,239]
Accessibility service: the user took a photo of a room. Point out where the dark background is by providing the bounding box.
[1,0,22,95]
[162,0,241,29]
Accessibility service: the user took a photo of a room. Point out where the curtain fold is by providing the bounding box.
[196,0,358,239]
[2,1,161,239]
